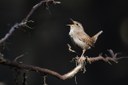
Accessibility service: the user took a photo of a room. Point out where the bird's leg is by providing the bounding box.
[81,49,86,57]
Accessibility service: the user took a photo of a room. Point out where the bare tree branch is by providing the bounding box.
[0,50,122,80]
[0,0,60,45]
[24,0,60,22]
[86,49,119,64]
[0,0,126,84]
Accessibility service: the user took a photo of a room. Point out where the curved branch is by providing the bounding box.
[0,56,84,80]
[0,50,121,80]
[24,0,61,22]
[0,0,60,44]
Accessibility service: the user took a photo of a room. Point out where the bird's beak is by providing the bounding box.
[66,18,75,27]
[70,18,75,24]
[66,18,75,26]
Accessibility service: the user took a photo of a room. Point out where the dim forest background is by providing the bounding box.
[0,0,128,85]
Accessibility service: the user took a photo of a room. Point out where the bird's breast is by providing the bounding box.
[69,29,91,49]
[73,37,87,49]
[69,29,74,37]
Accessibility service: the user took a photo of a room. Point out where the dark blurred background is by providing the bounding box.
[0,0,128,85]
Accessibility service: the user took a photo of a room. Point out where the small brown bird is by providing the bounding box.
[67,19,103,56]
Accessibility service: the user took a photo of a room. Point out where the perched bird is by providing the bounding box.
[67,19,103,56]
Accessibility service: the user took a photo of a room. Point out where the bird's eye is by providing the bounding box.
[76,23,79,26]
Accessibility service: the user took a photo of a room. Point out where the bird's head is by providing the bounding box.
[67,19,84,30]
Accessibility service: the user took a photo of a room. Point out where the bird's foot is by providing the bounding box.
[77,56,86,64]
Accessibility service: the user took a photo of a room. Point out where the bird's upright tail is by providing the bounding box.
[91,30,103,43]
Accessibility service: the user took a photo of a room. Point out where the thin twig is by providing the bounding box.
[0,50,122,80]
[22,70,28,85]
[86,49,119,64]
[67,44,76,53]
[14,54,25,62]
[24,0,60,21]
[43,75,48,85]
[74,76,77,85]
[0,0,60,45]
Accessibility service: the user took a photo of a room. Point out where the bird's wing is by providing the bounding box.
[77,31,93,47]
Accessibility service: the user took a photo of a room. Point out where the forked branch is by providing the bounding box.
[0,0,126,83]
[86,49,119,64]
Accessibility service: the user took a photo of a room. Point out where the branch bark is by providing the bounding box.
[0,0,60,44]
[0,50,120,80]
[0,0,124,83]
